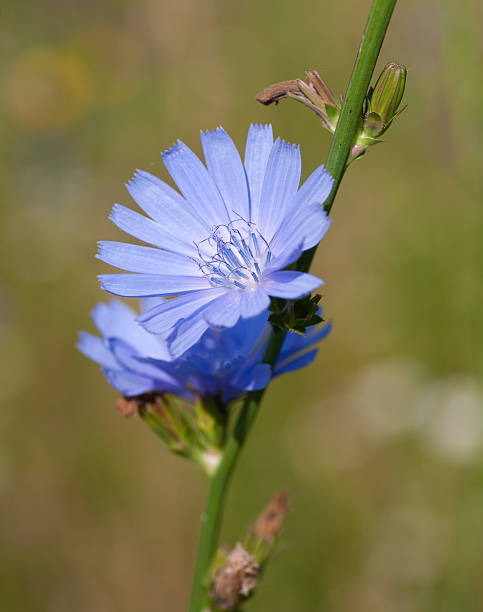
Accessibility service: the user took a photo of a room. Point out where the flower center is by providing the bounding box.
[196,220,271,290]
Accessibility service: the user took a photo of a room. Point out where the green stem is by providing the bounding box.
[188,333,286,611]
[189,1,398,609]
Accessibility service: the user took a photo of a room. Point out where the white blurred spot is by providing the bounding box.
[417,376,483,463]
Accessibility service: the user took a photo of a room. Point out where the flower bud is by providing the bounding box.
[135,394,223,474]
[365,62,407,137]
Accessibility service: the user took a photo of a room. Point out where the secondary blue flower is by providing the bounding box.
[78,299,331,404]
[98,124,333,357]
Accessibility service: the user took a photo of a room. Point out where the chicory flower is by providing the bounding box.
[78,298,331,404]
[98,125,332,357]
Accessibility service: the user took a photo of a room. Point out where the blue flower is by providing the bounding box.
[98,124,333,357]
[78,299,331,404]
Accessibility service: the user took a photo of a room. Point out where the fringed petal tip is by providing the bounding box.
[108,203,120,221]
[161,139,186,160]
[273,135,301,151]
[249,122,272,130]
[200,125,225,137]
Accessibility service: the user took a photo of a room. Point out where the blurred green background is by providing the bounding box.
[1,0,482,610]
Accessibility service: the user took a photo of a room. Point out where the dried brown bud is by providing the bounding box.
[253,491,291,541]
[210,543,259,610]
[305,69,337,107]
[256,70,340,133]
[255,80,301,105]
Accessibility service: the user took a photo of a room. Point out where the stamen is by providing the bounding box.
[195,219,270,290]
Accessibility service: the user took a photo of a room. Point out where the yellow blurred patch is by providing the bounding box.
[5,48,93,130]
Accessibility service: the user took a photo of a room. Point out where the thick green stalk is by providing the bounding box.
[189,1,398,609]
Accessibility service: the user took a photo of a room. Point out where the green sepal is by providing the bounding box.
[195,395,228,450]
[268,294,323,335]
[325,103,340,128]
[138,395,223,475]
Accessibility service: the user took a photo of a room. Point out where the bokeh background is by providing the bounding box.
[1,0,482,610]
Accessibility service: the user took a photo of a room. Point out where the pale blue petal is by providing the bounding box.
[77,332,119,370]
[264,244,303,274]
[97,241,200,275]
[269,202,331,259]
[239,284,270,319]
[99,273,210,297]
[269,165,332,256]
[289,165,333,214]
[261,270,322,298]
[109,203,194,256]
[141,296,166,314]
[91,300,137,337]
[257,138,301,239]
[162,140,230,225]
[202,291,241,328]
[126,169,209,240]
[244,124,273,222]
[138,289,224,334]
[168,311,210,359]
[108,338,160,377]
[274,348,318,376]
[108,339,183,393]
[201,127,250,221]
[103,368,155,396]
[91,300,171,360]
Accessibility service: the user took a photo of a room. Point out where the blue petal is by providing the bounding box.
[109,203,194,256]
[269,165,332,256]
[126,169,209,241]
[231,362,271,392]
[168,311,210,359]
[202,291,241,328]
[274,348,318,376]
[108,338,164,378]
[108,338,184,394]
[264,244,303,274]
[99,273,210,297]
[244,124,273,222]
[257,138,301,239]
[102,368,156,396]
[162,140,230,226]
[77,332,119,370]
[91,300,136,336]
[141,296,166,314]
[270,203,331,261]
[239,284,270,319]
[97,241,200,275]
[261,270,322,298]
[90,300,171,360]
[201,127,250,221]
[290,165,333,212]
[138,289,224,334]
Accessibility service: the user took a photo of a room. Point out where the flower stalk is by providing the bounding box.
[189,0,399,609]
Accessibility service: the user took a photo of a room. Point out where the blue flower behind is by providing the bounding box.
[98,125,333,357]
[78,298,331,404]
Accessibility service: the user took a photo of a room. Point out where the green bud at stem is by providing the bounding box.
[366,61,407,136]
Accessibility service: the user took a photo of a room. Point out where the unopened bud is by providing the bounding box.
[253,491,290,541]
[365,62,407,137]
